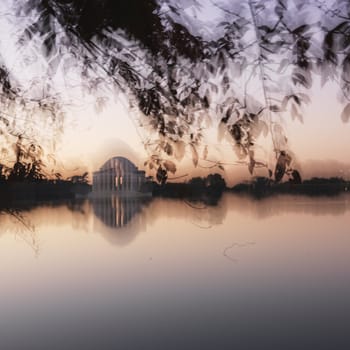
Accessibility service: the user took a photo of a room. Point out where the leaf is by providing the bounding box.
[164,143,173,156]
[210,83,218,94]
[269,105,281,112]
[324,32,334,50]
[0,116,9,127]
[341,103,350,123]
[233,144,248,160]
[298,93,311,104]
[43,32,57,58]
[274,151,292,182]
[342,55,350,82]
[229,124,241,142]
[292,24,310,35]
[259,25,272,33]
[156,166,168,185]
[248,157,255,175]
[218,165,225,171]
[292,72,311,88]
[218,21,230,27]
[169,5,180,15]
[292,95,301,105]
[291,169,302,184]
[262,121,269,137]
[281,95,290,111]
[190,144,199,167]
[174,140,186,161]
[274,161,285,183]
[202,96,210,108]
[250,120,262,138]
[203,145,208,160]
[291,103,303,122]
[163,160,177,174]
[224,106,233,122]
[217,121,227,142]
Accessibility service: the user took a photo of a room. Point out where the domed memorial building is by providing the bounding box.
[92,157,149,194]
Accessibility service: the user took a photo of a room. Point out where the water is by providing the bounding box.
[1,194,350,350]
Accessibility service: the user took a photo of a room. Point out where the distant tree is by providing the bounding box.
[188,177,205,188]
[289,169,302,184]
[8,161,27,182]
[205,174,226,191]
[156,166,168,186]
[67,172,89,184]
[5,136,47,182]
[26,160,46,182]
[54,172,62,182]
[0,164,5,182]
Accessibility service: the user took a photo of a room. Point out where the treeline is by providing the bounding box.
[232,176,350,197]
[0,135,91,202]
[154,173,350,201]
[153,173,226,204]
[0,162,90,202]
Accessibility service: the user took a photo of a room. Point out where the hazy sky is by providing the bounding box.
[0,0,349,183]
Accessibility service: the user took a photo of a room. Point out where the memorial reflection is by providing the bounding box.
[91,195,150,246]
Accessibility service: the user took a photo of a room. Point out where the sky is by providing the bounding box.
[0,0,349,184]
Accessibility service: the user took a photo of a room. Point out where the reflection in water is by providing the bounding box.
[0,209,39,255]
[92,196,148,228]
[223,241,256,263]
[1,194,350,249]
[0,193,349,258]
[222,193,350,218]
[91,196,151,246]
[1,194,350,349]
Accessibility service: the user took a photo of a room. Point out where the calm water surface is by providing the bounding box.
[1,194,350,350]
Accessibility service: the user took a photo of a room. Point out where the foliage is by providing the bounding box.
[1,0,350,183]
[67,172,89,184]
[0,53,64,178]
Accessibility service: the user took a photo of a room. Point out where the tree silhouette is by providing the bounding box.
[67,171,89,184]
[1,0,349,183]
[6,135,46,181]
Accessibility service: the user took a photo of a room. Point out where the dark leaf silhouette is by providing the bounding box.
[203,145,208,160]
[163,160,177,174]
[341,103,350,123]
[274,151,292,183]
[156,166,168,185]
[190,144,199,167]
[290,169,302,184]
